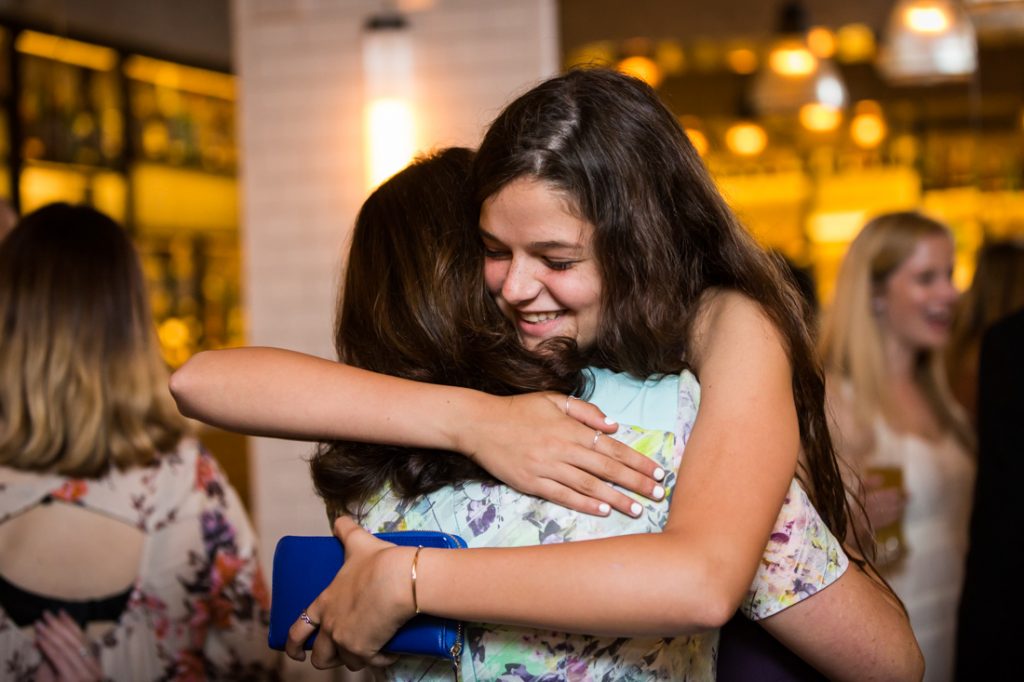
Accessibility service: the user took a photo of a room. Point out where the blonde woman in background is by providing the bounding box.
[0,204,277,680]
[946,240,1024,423]
[819,211,975,682]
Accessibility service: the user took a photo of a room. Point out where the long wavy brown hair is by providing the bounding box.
[0,203,186,477]
[472,68,851,549]
[311,148,585,517]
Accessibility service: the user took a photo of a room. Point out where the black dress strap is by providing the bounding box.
[0,572,132,628]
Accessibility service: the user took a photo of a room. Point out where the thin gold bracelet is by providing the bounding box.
[411,545,424,614]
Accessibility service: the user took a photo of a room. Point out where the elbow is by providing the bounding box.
[660,567,742,634]
[168,353,208,417]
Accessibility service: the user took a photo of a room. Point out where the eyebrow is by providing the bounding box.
[479,229,583,251]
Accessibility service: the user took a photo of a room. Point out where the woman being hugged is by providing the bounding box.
[819,211,974,681]
[0,204,276,680]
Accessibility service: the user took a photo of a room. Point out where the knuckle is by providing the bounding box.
[576,476,600,496]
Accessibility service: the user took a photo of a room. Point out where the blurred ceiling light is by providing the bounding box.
[835,23,877,62]
[799,103,842,132]
[725,122,768,156]
[617,55,664,88]
[752,2,848,114]
[726,46,759,74]
[878,0,977,84]
[850,101,888,147]
[364,13,416,191]
[768,42,816,75]
[906,4,952,32]
[680,117,710,156]
[807,26,837,58]
[655,40,687,75]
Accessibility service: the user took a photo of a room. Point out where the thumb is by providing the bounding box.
[333,515,364,545]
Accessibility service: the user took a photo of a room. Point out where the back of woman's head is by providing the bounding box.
[475,68,851,546]
[0,203,186,477]
[819,211,971,448]
[316,149,585,516]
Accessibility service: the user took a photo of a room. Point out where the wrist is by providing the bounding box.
[445,388,500,459]
[382,546,420,621]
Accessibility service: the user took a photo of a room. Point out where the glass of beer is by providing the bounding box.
[866,465,906,567]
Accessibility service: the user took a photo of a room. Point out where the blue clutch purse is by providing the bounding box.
[269,531,467,665]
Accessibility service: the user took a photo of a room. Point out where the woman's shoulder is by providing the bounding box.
[689,289,789,375]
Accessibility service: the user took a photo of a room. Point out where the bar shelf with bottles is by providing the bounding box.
[2,25,242,367]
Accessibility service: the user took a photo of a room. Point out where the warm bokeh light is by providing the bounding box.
[905,4,952,34]
[836,23,877,63]
[807,27,836,58]
[768,46,817,77]
[684,128,709,157]
[851,113,888,148]
[725,122,768,156]
[365,98,415,190]
[726,47,758,74]
[617,56,663,88]
[799,103,842,132]
[655,40,686,75]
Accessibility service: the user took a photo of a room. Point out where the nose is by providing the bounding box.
[500,255,542,306]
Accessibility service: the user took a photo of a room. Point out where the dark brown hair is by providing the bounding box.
[473,68,850,546]
[311,148,585,517]
[0,203,186,477]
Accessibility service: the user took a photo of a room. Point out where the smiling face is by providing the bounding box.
[875,233,958,353]
[480,178,603,351]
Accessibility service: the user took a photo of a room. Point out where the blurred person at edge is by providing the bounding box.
[0,198,17,241]
[955,305,1024,679]
[946,240,1024,423]
[819,211,975,682]
[0,203,278,680]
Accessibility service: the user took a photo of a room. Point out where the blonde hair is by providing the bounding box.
[819,211,974,452]
[0,203,187,477]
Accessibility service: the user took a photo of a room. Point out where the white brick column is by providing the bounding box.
[232,0,558,613]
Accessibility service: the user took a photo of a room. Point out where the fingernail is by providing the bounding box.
[598,503,611,515]
[653,467,665,481]
[652,484,665,500]
[630,502,643,517]
[604,416,616,425]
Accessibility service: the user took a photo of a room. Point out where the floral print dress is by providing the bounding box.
[0,438,278,681]
[360,370,847,681]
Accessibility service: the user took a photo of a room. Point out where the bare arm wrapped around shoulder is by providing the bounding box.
[169,347,665,516]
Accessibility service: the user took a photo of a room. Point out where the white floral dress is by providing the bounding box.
[361,370,847,681]
[0,438,278,681]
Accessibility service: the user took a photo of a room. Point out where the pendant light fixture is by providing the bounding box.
[751,2,848,115]
[877,0,978,84]
[363,11,416,191]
